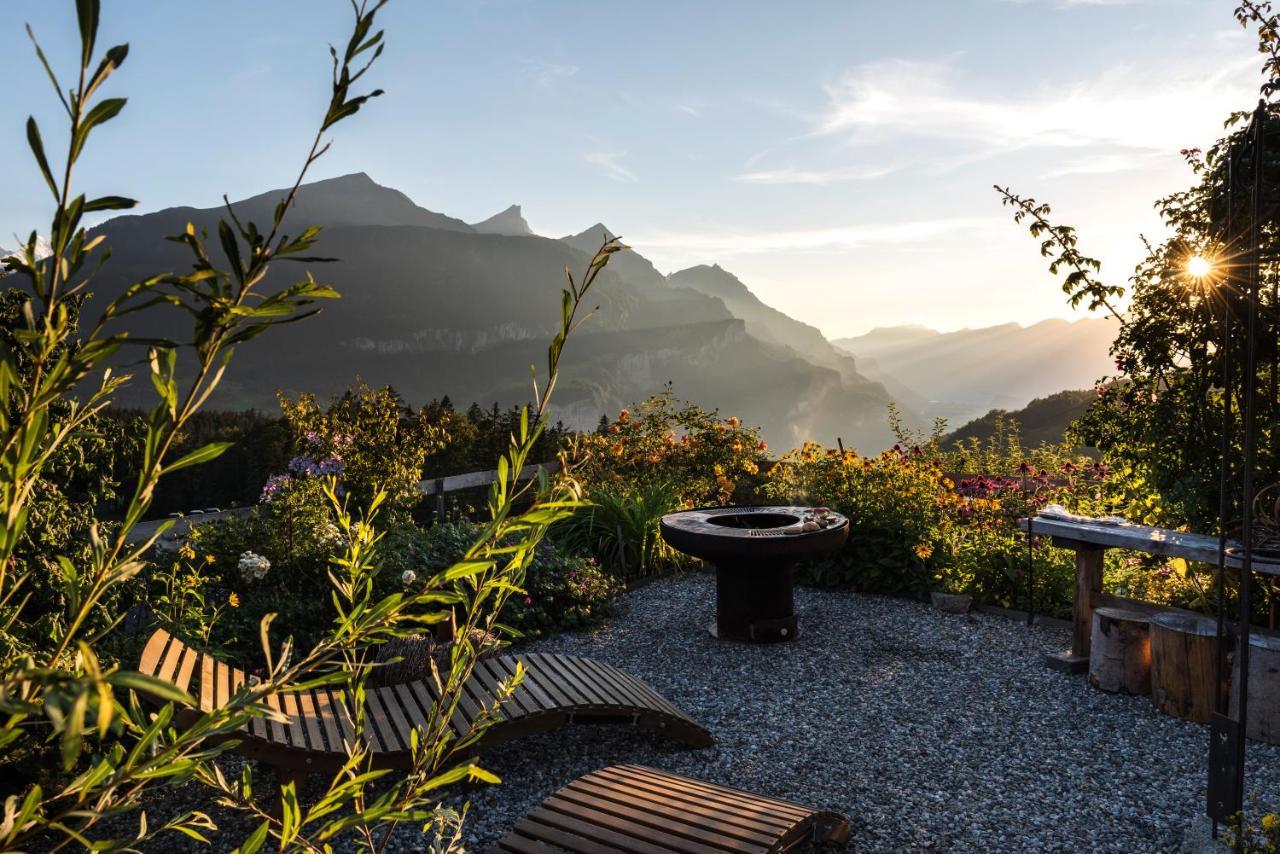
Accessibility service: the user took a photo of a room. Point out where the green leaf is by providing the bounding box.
[26,117,58,199]
[84,195,137,212]
[107,671,194,706]
[161,441,233,476]
[233,821,271,854]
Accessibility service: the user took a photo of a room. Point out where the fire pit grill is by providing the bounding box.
[660,505,849,642]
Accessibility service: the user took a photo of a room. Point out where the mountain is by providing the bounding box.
[947,389,1097,448]
[834,318,1117,427]
[470,205,533,236]
[1,236,54,263]
[80,174,901,449]
[561,224,668,290]
[667,264,886,393]
[99,173,474,239]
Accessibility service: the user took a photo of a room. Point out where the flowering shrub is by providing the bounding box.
[277,381,447,515]
[766,443,956,594]
[573,391,769,507]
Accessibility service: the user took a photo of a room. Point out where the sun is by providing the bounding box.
[1187,255,1213,278]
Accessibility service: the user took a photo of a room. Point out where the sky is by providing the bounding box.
[0,0,1268,338]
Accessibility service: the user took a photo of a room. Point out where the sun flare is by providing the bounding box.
[1187,255,1213,278]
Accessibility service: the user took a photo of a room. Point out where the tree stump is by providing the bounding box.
[1229,632,1280,745]
[1149,613,1222,723]
[1088,607,1151,695]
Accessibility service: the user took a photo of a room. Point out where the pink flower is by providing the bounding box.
[524,596,533,606]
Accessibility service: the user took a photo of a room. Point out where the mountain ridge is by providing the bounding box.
[80,173,901,449]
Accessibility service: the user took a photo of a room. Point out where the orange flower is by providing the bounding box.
[913,543,934,560]
[228,592,240,608]
[618,408,630,422]
[726,416,741,428]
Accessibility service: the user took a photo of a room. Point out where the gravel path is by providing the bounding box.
[438,572,1280,852]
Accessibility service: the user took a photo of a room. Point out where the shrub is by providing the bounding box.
[554,481,686,582]
[420,522,620,640]
[573,389,769,507]
[766,442,954,594]
[278,381,447,517]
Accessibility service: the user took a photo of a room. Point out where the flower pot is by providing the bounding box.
[931,592,972,614]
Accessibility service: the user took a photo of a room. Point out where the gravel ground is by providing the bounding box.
[439,572,1280,852]
[128,571,1279,852]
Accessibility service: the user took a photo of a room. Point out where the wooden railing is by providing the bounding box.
[125,461,562,547]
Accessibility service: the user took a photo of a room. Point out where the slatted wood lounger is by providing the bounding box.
[488,764,850,853]
[137,629,712,778]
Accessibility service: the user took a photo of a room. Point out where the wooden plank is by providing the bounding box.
[1020,516,1278,571]
[505,818,623,854]
[199,652,215,712]
[523,807,692,854]
[329,689,357,751]
[156,635,187,685]
[417,461,562,496]
[507,656,575,708]
[364,687,401,752]
[297,690,325,751]
[262,687,290,744]
[280,691,307,748]
[567,657,632,708]
[376,686,414,749]
[1072,546,1105,660]
[311,689,344,753]
[488,656,555,712]
[545,788,776,850]
[469,660,525,719]
[174,647,199,696]
[139,630,172,678]
[569,776,793,836]
[610,767,812,821]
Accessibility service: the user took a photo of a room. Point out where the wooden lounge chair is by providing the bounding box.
[488,764,850,853]
[137,629,712,779]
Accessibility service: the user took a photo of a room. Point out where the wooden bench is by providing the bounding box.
[138,630,712,779]
[1019,516,1276,673]
[487,764,850,853]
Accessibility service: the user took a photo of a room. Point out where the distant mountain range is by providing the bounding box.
[834,317,1117,428]
[79,173,903,450]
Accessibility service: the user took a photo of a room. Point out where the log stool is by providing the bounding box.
[1150,613,1222,723]
[1088,607,1151,695]
[1229,632,1280,745]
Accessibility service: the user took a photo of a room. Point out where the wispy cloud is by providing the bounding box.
[584,151,638,183]
[817,55,1256,153]
[734,164,897,185]
[630,216,1000,258]
[524,60,578,88]
[739,47,1258,186]
[675,103,701,118]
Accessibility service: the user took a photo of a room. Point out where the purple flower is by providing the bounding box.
[260,473,291,503]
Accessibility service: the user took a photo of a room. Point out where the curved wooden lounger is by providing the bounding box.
[489,764,850,853]
[137,629,712,776]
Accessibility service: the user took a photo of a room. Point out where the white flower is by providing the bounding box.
[238,551,271,581]
[401,569,417,586]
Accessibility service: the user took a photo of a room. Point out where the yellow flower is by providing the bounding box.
[228,592,240,608]
[178,543,196,561]
[914,543,934,560]
[1262,813,1280,833]
[205,554,216,565]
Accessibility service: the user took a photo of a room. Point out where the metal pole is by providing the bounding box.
[1232,101,1265,847]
